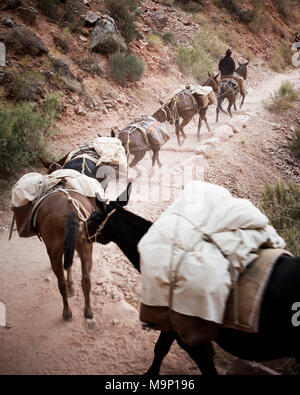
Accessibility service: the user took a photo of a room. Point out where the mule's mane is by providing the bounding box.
[117,206,153,234]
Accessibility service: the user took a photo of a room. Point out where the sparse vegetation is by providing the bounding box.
[9,71,45,102]
[260,179,300,256]
[53,27,73,52]
[162,32,177,45]
[193,28,227,60]
[109,52,145,86]
[290,126,300,156]
[263,81,298,113]
[104,0,140,43]
[269,39,293,73]
[148,34,164,50]
[37,0,60,21]
[176,44,214,81]
[0,93,61,179]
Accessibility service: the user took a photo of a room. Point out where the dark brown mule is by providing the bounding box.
[35,190,95,320]
[153,75,218,146]
[216,61,248,122]
[118,129,162,172]
[87,185,300,375]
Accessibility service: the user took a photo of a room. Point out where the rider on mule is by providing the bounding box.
[218,48,246,96]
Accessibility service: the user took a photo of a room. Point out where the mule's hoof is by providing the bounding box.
[84,310,93,320]
[85,318,96,330]
[63,310,72,320]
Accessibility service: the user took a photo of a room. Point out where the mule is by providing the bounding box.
[152,74,219,146]
[86,184,300,375]
[40,131,123,190]
[35,189,95,320]
[216,61,249,122]
[117,128,162,177]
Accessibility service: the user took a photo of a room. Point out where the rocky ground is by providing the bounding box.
[0,60,299,375]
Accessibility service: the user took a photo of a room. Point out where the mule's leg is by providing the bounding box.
[152,148,162,168]
[156,151,162,168]
[50,253,72,320]
[240,92,246,108]
[176,339,218,375]
[178,116,191,143]
[227,99,233,118]
[175,120,181,146]
[129,152,146,178]
[197,113,202,141]
[67,266,75,297]
[77,242,93,319]
[204,116,211,134]
[144,331,176,376]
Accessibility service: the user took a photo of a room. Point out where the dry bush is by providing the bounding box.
[109,52,145,86]
[263,81,298,113]
[260,179,300,256]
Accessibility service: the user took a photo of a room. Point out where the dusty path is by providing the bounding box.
[0,66,299,375]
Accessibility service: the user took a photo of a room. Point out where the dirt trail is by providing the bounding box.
[0,66,299,375]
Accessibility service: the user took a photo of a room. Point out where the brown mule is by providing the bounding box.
[34,190,95,320]
[153,75,218,146]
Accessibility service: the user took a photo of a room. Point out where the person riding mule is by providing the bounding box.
[218,48,246,97]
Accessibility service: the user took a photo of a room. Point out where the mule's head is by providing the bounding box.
[204,72,220,94]
[237,61,249,80]
[87,183,132,244]
[39,153,69,174]
[152,101,172,124]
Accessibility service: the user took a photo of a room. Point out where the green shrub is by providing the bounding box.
[109,52,145,86]
[9,72,45,102]
[38,0,60,21]
[162,32,177,45]
[0,93,61,178]
[263,81,298,113]
[260,179,300,256]
[192,28,227,60]
[104,0,139,43]
[291,126,300,156]
[148,34,163,50]
[176,45,214,81]
[54,27,73,52]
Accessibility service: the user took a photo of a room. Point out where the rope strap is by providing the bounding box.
[87,208,116,243]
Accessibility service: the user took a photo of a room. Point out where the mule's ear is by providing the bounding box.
[95,192,108,212]
[98,133,102,137]
[39,157,51,169]
[208,71,212,77]
[58,152,69,166]
[111,130,116,138]
[238,61,242,66]
[116,182,132,207]
[245,61,249,66]
[159,99,163,105]
[214,72,220,79]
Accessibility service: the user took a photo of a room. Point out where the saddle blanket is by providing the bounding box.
[11,169,105,208]
[165,85,213,103]
[120,116,169,148]
[138,181,286,324]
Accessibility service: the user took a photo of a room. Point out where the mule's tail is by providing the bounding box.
[63,212,78,270]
